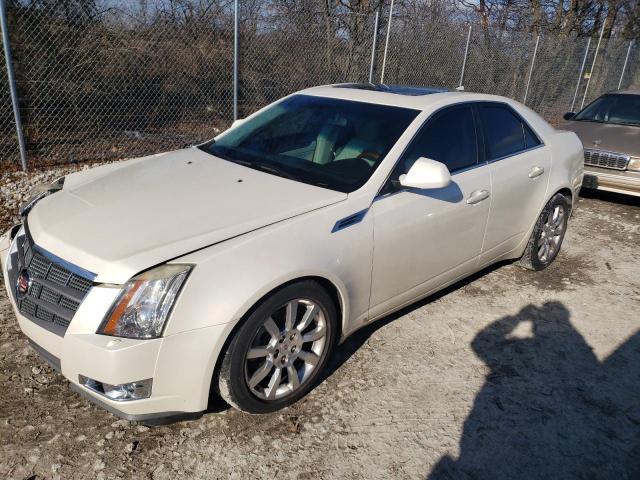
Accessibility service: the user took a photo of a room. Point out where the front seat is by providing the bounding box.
[312,124,343,165]
[334,125,384,166]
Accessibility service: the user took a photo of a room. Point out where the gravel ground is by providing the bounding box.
[0,166,639,480]
[0,163,113,231]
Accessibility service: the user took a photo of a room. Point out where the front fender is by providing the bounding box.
[164,200,374,340]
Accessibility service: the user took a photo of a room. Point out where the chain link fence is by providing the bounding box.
[523,35,592,120]
[238,7,375,117]
[0,27,19,166]
[376,14,469,87]
[1,1,235,169]
[0,0,638,170]
[583,37,639,105]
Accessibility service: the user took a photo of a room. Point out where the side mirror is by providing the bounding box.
[399,157,451,190]
[563,112,576,120]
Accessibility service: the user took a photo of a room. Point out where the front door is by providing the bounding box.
[369,104,491,319]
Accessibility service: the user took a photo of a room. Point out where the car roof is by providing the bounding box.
[296,83,556,139]
[298,83,524,111]
[334,83,450,96]
[609,89,640,96]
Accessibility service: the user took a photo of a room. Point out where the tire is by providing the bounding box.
[217,280,337,413]
[518,193,571,271]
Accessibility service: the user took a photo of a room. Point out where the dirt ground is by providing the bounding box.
[0,176,639,479]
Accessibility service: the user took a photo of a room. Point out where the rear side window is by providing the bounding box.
[480,105,541,160]
[523,123,542,149]
[399,105,478,174]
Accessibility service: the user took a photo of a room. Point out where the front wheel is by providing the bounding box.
[217,280,337,413]
[518,193,571,271]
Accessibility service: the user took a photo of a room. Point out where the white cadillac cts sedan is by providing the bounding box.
[1,84,583,420]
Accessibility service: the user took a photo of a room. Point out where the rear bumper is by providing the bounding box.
[583,166,640,197]
[1,226,233,422]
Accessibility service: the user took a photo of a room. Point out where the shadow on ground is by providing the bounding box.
[428,301,640,480]
[579,187,640,207]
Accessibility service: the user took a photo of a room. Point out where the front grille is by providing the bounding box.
[6,224,95,337]
[584,149,630,170]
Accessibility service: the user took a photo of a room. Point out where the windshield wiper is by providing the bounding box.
[232,158,300,181]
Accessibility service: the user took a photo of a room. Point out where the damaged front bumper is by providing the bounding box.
[1,224,226,423]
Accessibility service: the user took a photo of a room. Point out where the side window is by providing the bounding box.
[399,106,478,174]
[523,123,542,149]
[480,105,541,160]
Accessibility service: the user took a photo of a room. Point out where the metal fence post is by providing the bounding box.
[0,0,27,170]
[522,34,540,105]
[458,25,472,89]
[570,37,591,112]
[368,10,380,84]
[617,40,633,90]
[233,0,239,121]
[581,22,605,109]
[380,0,394,84]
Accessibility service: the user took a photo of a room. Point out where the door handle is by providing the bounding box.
[466,189,490,205]
[528,166,545,178]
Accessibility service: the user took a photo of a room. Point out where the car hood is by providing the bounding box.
[560,120,640,157]
[27,148,347,284]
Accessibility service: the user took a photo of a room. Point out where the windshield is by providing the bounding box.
[574,94,640,127]
[199,95,419,193]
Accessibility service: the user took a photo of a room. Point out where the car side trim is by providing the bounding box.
[332,209,369,233]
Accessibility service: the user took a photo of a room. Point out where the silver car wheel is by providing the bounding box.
[244,298,328,401]
[537,204,566,263]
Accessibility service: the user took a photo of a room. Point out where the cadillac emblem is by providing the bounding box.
[16,269,31,299]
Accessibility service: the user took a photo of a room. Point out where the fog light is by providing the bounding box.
[79,375,152,401]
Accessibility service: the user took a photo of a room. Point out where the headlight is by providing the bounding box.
[19,176,65,217]
[98,264,192,339]
[628,157,640,172]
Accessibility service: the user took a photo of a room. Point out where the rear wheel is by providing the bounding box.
[217,280,337,413]
[518,193,571,270]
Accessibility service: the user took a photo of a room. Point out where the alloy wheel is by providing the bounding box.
[244,298,328,400]
[537,204,566,263]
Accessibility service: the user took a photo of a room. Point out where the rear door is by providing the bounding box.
[369,104,491,318]
[476,102,551,266]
